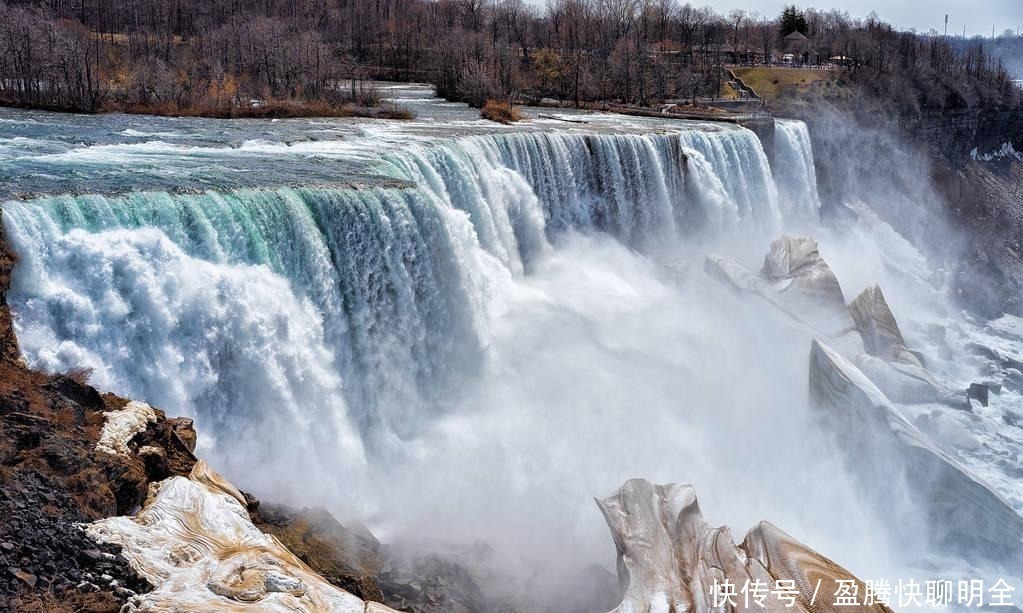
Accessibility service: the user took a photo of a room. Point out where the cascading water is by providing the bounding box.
[3,124,796,456]
[7,108,1018,602]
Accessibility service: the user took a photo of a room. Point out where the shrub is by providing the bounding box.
[480,100,525,124]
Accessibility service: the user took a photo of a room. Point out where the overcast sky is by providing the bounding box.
[705,0,1023,37]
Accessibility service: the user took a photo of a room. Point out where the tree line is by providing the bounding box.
[0,0,1018,115]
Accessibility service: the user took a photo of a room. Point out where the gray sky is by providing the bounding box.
[713,0,1023,37]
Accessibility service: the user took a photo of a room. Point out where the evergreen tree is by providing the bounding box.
[779,5,808,36]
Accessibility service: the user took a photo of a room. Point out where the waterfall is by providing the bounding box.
[2,122,816,497]
[773,119,821,220]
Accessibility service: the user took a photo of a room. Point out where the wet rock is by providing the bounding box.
[853,353,960,406]
[847,285,963,406]
[849,285,917,364]
[967,383,989,406]
[166,417,197,453]
[251,502,385,602]
[761,236,850,319]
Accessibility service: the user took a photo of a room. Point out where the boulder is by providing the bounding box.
[848,285,918,366]
[967,383,989,407]
[166,417,197,453]
[809,340,1023,563]
[597,478,893,613]
[706,236,855,335]
[847,285,964,406]
[761,236,849,317]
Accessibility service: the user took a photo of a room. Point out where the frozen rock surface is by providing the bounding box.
[706,236,854,335]
[761,237,847,311]
[597,478,893,613]
[848,285,916,365]
[847,286,959,405]
[96,400,158,456]
[86,460,400,613]
[808,340,1023,562]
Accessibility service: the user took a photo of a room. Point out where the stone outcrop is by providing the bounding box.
[707,236,855,335]
[846,285,960,405]
[597,478,893,613]
[809,340,1023,563]
[248,502,386,604]
[760,236,850,319]
[708,236,968,407]
[848,285,916,365]
[86,460,402,613]
[250,499,507,613]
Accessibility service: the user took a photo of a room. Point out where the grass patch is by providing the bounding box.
[732,67,833,100]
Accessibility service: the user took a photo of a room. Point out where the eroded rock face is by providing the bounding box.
[96,401,158,456]
[0,351,196,610]
[808,340,1023,563]
[706,236,855,335]
[846,285,960,405]
[86,460,401,613]
[848,285,916,365]
[597,478,893,613]
[761,236,852,329]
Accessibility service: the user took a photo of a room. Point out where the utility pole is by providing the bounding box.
[944,14,948,38]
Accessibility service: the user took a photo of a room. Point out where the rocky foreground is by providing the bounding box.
[2,210,1012,611]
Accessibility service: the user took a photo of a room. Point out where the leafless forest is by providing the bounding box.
[0,0,1019,115]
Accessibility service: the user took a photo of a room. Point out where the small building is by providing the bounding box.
[784,31,809,48]
[783,31,816,65]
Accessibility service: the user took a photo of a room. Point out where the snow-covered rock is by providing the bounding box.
[846,285,961,405]
[706,236,855,336]
[86,460,400,613]
[761,236,850,320]
[597,478,892,613]
[848,285,917,365]
[808,340,1023,562]
[96,400,158,456]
